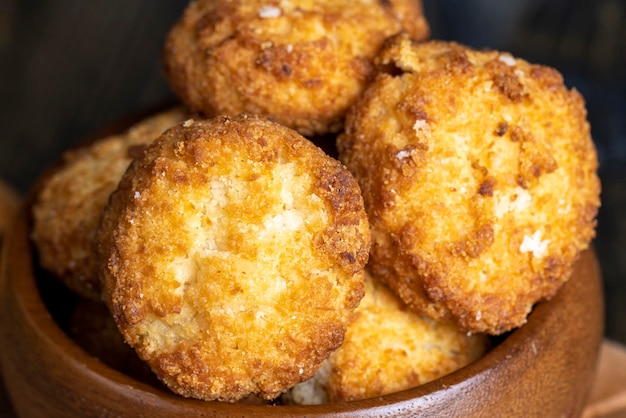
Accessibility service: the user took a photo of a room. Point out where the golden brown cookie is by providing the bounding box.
[163,0,429,136]
[31,107,188,300]
[283,269,489,403]
[97,114,371,401]
[337,34,601,334]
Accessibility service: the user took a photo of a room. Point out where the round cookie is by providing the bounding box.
[284,269,489,404]
[337,34,601,334]
[325,270,488,402]
[31,107,188,300]
[163,0,429,136]
[97,114,371,401]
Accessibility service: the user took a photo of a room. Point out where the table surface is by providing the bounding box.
[0,0,625,416]
[1,0,624,343]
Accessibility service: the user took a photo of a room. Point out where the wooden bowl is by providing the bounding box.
[0,111,604,417]
[0,202,605,417]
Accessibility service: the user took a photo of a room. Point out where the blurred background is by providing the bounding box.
[0,0,624,346]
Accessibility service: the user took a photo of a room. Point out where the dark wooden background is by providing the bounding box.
[1,0,624,350]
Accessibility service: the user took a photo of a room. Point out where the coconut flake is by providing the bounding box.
[413,119,429,134]
[396,149,411,160]
[498,54,516,66]
[520,231,550,258]
[258,5,281,18]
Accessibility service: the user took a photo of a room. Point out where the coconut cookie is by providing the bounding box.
[98,114,371,401]
[337,34,600,334]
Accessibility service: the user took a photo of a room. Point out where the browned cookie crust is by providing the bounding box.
[98,114,370,401]
[338,34,600,334]
[163,0,429,136]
